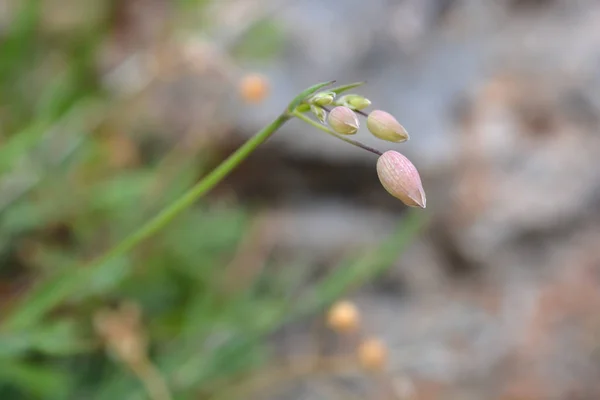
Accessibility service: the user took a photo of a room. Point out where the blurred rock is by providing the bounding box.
[446,70,600,266]
[224,1,600,399]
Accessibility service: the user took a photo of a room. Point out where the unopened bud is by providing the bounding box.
[367,110,409,143]
[327,106,359,135]
[310,105,327,124]
[327,300,360,334]
[295,103,311,113]
[376,151,426,208]
[311,91,336,106]
[357,338,388,372]
[337,94,371,110]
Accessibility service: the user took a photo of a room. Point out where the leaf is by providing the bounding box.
[0,0,41,79]
[329,81,366,95]
[2,255,131,332]
[0,320,89,357]
[0,360,71,399]
[286,81,335,113]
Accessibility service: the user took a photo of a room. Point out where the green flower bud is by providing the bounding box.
[310,105,327,124]
[327,106,359,135]
[337,94,371,110]
[367,110,409,143]
[376,150,426,208]
[295,103,311,113]
[310,91,336,106]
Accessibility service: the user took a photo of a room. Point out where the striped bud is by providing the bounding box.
[310,105,327,124]
[376,150,426,208]
[310,91,336,106]
[327,106,359,135]
[367,110,409,143]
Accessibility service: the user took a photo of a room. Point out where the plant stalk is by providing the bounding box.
[88,113,291,270]
[2,113,290,331]
[292,110,382,156]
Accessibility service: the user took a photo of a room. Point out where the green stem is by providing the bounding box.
[2,113,290,331]
[90,113,291,268]
[292,110,382,156]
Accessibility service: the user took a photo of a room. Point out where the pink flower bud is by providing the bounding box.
[367,110,409,143]
[327,106,359,135]
[376,151,426,208]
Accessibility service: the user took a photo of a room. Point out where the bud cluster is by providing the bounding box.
[295,83,426,209]
[304,90,409,143]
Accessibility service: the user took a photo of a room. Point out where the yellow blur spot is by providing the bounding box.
[239,73,270,104]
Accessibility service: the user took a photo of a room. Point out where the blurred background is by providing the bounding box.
[2,0,600,399]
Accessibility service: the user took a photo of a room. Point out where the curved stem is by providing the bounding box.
[2,113,291,331]
[292,111,382,156]
[90,114,291,268]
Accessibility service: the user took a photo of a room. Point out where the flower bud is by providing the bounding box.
[310,105,327,124]
[367,110,409,143]
[337,94,371,110]
[357,337,387,372]
[310,91,336,106]
[326,300,360,334]
[327,106,359,135]
[376,151,426,208]
[295,103,311,113]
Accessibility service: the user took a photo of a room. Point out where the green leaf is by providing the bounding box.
[286,81,335,113]
[0,360,71,399]
[2,255,131,332]
[329,81,366,95]
[0,0,41,80]
[0,320,89,357]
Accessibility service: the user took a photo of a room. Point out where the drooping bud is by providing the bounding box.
[310,105,327,124]
[376,150,426,208]
[327,106,359,135]
[337,94,371,110]
[367,110,409,143]
[310,91,336,107]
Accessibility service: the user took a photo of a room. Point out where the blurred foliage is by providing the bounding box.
[230,20,285,63]
[0,1,424,399]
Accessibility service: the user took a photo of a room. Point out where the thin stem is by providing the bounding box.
[323,105,368,118]
[131,360,173,400]
[292,111,382,156]
[2,113,291,330]
[89,114,291,269]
